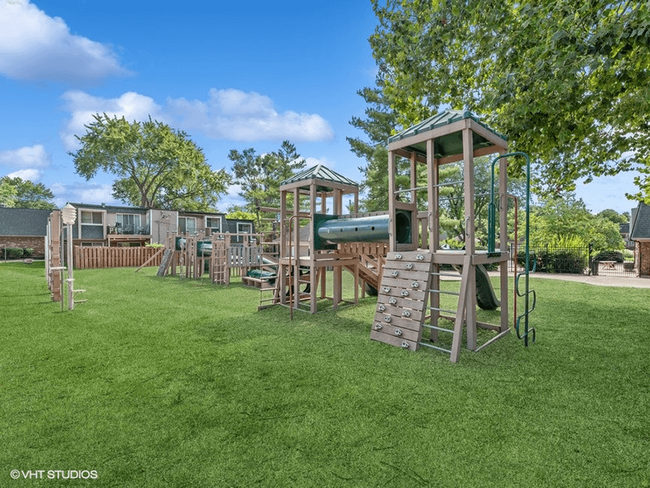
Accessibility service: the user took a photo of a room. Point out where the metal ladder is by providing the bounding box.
[420,265,461,356]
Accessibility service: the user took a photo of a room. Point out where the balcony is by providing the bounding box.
[107,224,151,246]
[108,224,150,235]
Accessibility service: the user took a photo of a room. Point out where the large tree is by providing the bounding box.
[0,176,56,209]
[228,141,305,231]
[364,0,650,198]
[530,194,624,250]
[70,114,230,211]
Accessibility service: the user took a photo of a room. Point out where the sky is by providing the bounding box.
[0,0,640,215]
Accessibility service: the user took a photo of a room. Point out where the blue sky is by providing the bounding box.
[0,0,639,215]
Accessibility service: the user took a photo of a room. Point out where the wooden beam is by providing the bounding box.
[388,119,468,152]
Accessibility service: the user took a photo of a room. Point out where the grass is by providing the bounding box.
[1,262,649,487]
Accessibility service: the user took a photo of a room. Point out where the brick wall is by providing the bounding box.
[0,236,46,258]
[638,241,650,276]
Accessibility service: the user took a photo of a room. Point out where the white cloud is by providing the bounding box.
[6,168,41,181]
[0,144,50,168]
[50,182,119,208]
[0,0,129,83]
[167,88,334,142]
[61,88,334,150]
[227,184,242,197]
[304,156,336,169]
[61,90,163,150]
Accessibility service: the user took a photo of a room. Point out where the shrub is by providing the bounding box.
[145,243,164,248]
[593,250,624,263]
[518,248,587,274]
[23,248,34,257]
[5,247,24,259]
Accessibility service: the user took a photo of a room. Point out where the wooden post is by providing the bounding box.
[499,149,509,332]
[333,188,342,309]
[50,211,62,302]
[410,152,419,247]
[320,193,327,299]
[388,151,397,252]
[462,128,477,350]
[427,138,440,341]
[293,188,301,310]
[310,183,317,313]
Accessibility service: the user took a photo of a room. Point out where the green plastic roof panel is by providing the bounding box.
[281,164,359,192]
[387,110,507,158]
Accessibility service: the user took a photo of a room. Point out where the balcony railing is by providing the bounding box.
[108,224,151,235]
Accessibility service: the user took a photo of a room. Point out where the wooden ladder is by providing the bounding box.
[211,240,228,284]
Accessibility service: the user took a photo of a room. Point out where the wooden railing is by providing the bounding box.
[74,246,163,269]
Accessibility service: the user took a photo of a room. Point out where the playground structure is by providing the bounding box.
[153,110,534,362]
[267,110,534,362]
[157,230,278,286]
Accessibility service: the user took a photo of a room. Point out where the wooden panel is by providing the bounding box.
[386,250,429,261]
[373,312,423,330]
[378,277,428,292]
[383,260,432,272]
[377,294,427,312]
[370,330,418,352]
[371,322,420,341]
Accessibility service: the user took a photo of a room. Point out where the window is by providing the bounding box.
[178,217,196,234]
[116,213,142,233]
[237,222,253,234]
[80,211,103,225]
[206,217,221,233]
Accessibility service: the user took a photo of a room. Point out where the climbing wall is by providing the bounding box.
[370,251,434,351]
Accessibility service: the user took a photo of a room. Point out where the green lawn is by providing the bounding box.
[1,262,649,487]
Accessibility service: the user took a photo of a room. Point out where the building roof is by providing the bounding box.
[630,202,650,240]
[387,109,507,158]
[281,164,359,191]
[0,208,52,236]
[68,202,150,214]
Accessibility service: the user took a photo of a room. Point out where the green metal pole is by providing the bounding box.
[489,152,534,345]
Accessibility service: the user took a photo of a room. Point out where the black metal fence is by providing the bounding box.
[508,244,636,277]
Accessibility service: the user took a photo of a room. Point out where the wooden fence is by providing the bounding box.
[74,246,163,269]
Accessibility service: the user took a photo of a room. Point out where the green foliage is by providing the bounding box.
[596,208,628,224]
[530,193,624,250]
[225,205,257,222]
[145,243,164,248]
[366,0,650,198]
[0,176,55,209]
[537,249,588,274]
[593,250,624,263]
[228,141,305,231]
[4,247,25,259]
[70,114,230,210]
[0,178,17,207]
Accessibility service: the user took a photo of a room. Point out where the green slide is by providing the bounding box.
[475,264,500,310]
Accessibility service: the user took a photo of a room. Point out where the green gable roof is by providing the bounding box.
[281,164,358,191]
[388,110,507,158]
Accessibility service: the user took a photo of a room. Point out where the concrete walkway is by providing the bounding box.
[488,271,650,289]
